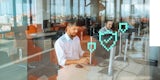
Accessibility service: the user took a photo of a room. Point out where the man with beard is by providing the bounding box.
[99,20,113,33]
[54,21,91,67]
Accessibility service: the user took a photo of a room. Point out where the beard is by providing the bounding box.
[67,31,78,39]
[70,34,77,37]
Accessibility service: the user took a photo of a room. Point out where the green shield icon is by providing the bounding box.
[119,22,128,33]
[99,30,118,51]
[87,42,96,53]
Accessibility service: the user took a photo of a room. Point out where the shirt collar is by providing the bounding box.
[104,26,112,31]
[104,27,108,30]
[64,33,72,41]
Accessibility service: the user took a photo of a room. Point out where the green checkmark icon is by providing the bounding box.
[103,36,113,43]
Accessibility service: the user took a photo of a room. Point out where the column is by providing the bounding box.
[13,0,17,27]
[90,0,99,22]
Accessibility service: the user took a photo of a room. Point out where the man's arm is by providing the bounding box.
[82,51,97,65]
[65,57,89,65]
[55,41,67,66]
[82,51,95,57]
[82,51,90,57]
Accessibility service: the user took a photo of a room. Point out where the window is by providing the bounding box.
[73,0,78,16]
[86,0,91,16]
[80,0,85,16]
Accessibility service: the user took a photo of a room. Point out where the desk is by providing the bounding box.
[26,32,57,50]
[57,64,111,80]
[57,61,148,80]
[27,32,57,39]
[0,31,10,39]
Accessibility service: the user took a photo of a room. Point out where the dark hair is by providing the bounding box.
[65,20,78,32]
[67,20,77,27]
[105,20,113,24]
[67,19,83,27]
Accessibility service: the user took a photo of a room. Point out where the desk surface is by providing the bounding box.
[57,60,148,80]
[27,32,57,39]
[57,64,111,80]
[0,31,10,34]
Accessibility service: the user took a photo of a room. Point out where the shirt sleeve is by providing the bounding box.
[54,40,66,67]
[98,28,103,33]
[99,27,106,34]
[77,37,85,57]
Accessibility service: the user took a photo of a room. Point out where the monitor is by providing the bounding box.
[43,20,51,32]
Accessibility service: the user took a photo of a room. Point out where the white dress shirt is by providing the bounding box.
[99,27,113,33]
[54,33,84,66]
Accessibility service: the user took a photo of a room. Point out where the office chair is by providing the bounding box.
[25,25,43,63]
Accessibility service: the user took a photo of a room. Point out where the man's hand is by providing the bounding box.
[78,57,89,64]
[83,51,94,57]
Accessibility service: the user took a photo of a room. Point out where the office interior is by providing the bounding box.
[0,0,159,80]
